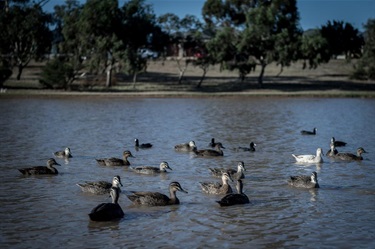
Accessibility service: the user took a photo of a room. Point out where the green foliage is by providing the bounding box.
[39,57,74,89]
[300,29,330,69]
[352,19,375,80]
[53,0,84,88]
[207,27,237,66]
[202,0,253,27]
[0,2,53,80]
[123,48,147,82]
[120,0,162,84]
[235,0,302,83]
[321,20,363,58]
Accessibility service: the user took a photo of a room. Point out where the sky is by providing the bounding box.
[44,0,375,31]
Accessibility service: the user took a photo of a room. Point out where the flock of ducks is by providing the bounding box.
[17,131,367,221]
[288,128,368,190]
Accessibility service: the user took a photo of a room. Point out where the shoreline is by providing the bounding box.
[1,88,374,98]
[2,59,375,98]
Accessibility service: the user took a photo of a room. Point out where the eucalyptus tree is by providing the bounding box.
[79,0,123,87]
[300,29,330,69]
[352,19,375,80]
[0,0,53,80]
[158,13,204,84]
[202,0,253,27]
[238,0,302,84]
[321,20,363,59]
[120,0,160,85]
[46,0,84,89]
[202,0,258,82]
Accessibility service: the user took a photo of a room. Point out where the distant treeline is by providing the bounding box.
[0,0,374,90]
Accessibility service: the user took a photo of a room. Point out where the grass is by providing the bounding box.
[2,58,375,97]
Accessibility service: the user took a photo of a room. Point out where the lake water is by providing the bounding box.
[0,96,374,248]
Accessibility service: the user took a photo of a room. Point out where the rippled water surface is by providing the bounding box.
[0,96,374,248]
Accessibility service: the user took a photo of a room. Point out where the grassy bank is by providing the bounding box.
[2,59,375,98]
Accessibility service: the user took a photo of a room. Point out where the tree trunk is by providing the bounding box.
[105,68,112,88]
[276,65,283,77]
[16,64,24,80]
[196,68,207,88]
[132,72,137,89]
[258,63,266,85]
[177,59,188,84]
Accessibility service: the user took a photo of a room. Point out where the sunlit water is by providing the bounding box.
[0,96,374,248]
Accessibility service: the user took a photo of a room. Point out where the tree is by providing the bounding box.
[352,19,375,80]
[238,0,302,84]
[158,13,203,84]
[120,0,161,85]
[52,0,84,89]
[0,1,53,80]
[321,20,363,59]
[202,0,253,28]
[300,29,330,69]
[201,1,259,84]
[39,57,74,89]
[79,0,122,87]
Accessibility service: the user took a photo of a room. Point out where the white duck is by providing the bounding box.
[292,148,323,163]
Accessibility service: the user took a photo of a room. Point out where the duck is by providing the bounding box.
[216,179,250,206]
[88,186,124,221]
[235,142,256,152]
[326,143,338,157]
[208,138,221,148]
[53,147,73,158]
[199,172,233,195]
[292,148,323,163]
[331,137,347,147]
[130,161,172,175]
[18,158,61,175]
[96,150,134,166]
[194,142,225,157]
[126,182,188,206]
[134,138,152,149]
[334,147,367,161]
[77,175,123,195]
[209,161,246,180]
[301,128,317,135]
[174,140,197,152]
[288,171,319,189]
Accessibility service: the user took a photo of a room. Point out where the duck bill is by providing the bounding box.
[179,188,188,194]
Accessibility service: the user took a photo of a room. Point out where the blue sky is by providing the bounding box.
[44,0,374,31]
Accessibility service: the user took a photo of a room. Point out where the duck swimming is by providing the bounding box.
[331,137,347,147]
[208,138,221,148]
[326,143,338,157]
[335,147,367,161]
[88,186,124,221]
[200,172,233,195]
[130,161,172,175]
[96,150,134,166]
[54,147,72,158]
[301,128,317,135]
[174,141,197,152]
[292,148,323,163]
[216,180,250,206]
[135,139,153,149]
[235,142,256,152]
[126,182,188,206]
[209,161,246,180]
[288,171,319,189]
[77,175,123,195]
[18,158,61,175]
[194,143,225,157]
